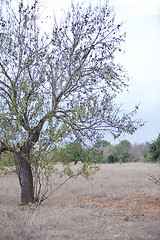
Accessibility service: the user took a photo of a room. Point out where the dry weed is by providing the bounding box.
[0,163,160,240]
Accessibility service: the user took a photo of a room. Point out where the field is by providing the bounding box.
[0,163,160,240]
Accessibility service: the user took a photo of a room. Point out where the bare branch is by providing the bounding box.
[0,62,13,86]
[0,140,14,155]
[148,173,160,184]
[39,171,83,204]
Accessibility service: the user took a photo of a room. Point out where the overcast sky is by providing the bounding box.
[44,0,160,144]
[3,0,160,144]
[107,0,160,144]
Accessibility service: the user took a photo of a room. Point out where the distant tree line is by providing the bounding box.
[99,140,148,163]
[97,134,160,163]
[56,134,160,164]
[1,134,160,170]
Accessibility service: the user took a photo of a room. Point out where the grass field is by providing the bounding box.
[0,162,160,240]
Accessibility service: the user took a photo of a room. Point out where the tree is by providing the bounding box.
[94,140,111,148]
[0,0,11,18]
[106,152,119,163]
[0,0,144,204]
[112,140,132,163]
[130,143,149,161]
[148,134,160,162]
[147,134,160,185]
[58,142,103,165]
[59,142,90,163]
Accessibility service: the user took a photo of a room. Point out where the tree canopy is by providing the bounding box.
[0,0,144,204]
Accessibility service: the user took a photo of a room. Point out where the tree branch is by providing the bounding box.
[0,140,14,155]
[0,62,13,87]
[39,171,83,204]
[148,173,160,184]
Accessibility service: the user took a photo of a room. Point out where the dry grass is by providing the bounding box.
[0,162,160,240]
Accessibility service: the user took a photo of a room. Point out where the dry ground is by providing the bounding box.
[0,162,160,240]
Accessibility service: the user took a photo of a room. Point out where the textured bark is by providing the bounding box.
[15,152,34,205]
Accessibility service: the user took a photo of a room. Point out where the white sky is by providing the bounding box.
[45,0,160,144]
[109,0,160,144]
[2,0,160,144]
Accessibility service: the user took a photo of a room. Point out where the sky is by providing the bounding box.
[107,0,160,144]
[2,0,160,145]
[43,0,160,145]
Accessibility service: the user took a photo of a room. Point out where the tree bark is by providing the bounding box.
[15,152,34,205]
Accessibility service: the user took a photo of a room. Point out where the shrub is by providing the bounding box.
[148,134,160,162]
[105,153,119,163]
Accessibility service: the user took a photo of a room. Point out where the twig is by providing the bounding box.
[148,173,160,184]
[39,171,83,204]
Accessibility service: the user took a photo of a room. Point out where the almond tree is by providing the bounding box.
[0,0,143,204]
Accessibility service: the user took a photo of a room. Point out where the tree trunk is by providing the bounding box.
[15,152,34,205]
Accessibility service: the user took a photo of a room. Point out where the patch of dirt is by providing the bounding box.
[71,195,160,220]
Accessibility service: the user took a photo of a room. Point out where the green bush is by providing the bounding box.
[121,152,131,162]
[105,153,119,163]
[58,142,102,164]
[143,156,155,163]
[148,134,160,162]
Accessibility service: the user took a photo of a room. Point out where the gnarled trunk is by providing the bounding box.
[15,152,34,205]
